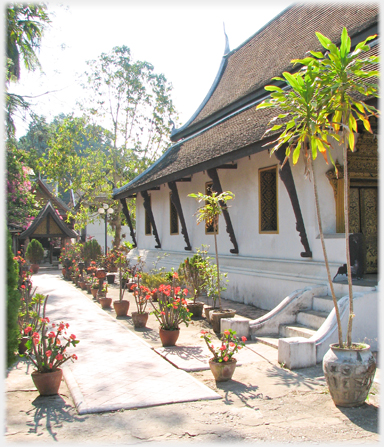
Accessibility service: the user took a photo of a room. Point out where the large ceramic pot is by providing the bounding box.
[210,309,236,333]
[99,297,112,309]
[209,358,237,382]
[132,311,149,328]
[323,343,376,407]
[31,368,63,396]
[113,300,130,316]
[159,328,180,347]
[187,301,204,319]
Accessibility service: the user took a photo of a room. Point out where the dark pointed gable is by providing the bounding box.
[19,201,78,239]
[113,4,378,200]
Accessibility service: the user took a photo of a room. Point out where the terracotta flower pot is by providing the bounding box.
[323,343,376,407]
[113,300,130,316]
[132,311,149,328]
[18,336,29,355]
[210,309,236,333]
[209,358,237,382]
[31,264,39,274]
[159,328,180,347]
[31,368,63,396]
[204,306,219,320]
[91,288,98,298]
[99,297,112,309]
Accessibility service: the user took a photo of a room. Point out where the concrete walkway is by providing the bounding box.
[31,272,220,414]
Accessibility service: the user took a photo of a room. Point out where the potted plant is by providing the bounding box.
[113,245,133,317]
[82,238,102,267]
[150,272,192,346]
[21,294,79,396]
[178,254,206,318]
[257,28,379,406]
[25,239,44,274]
[98,283,112,308]
[90,276,99,299]
[130,275,152,328]
[189,191,236,332]
[200,329,246,382]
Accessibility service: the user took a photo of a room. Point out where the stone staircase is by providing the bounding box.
[254,293,338,349]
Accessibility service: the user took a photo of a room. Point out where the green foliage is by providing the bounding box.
[82,239,102,265]
[25,239,44,264]
[140,272,169,290]
[7,229,21,367]
[178,254,206,302]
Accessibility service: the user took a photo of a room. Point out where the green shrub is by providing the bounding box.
[140,271,169,289]
[25,239,44,264]
[7,229,21,367]
[83,239,102,265]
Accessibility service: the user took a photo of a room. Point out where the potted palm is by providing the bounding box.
[113,245,132,317]
[178,254,206,318]
[257,27,379,406]
[25,239,44,274]
[21,294,79,396]
[188,191,236,332]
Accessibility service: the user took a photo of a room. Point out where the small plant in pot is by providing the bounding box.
[257,28,379,406]
[90,276,99,299]
[189,190,236,332]
[130,275,152,329]
[150,272,192,347]
[113,244,133,317]
[21,294,79,396]
[201,329,246,382]
[178,254,207,318]
[98,283,112,309]
[25,239,44,274]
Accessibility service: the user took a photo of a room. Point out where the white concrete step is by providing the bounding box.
[312,295,342,313]
[254,336,280,349]
[296,310,329,330]
[279,324,316,339]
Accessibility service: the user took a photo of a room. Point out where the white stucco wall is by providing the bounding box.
[133,145,354,310]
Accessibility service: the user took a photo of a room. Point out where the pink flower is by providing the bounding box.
[241,336,247,342]
[70,334,76,340]
[224,330,230,336]
[72,354,78,360]
[55,353,63,361]
[46,350,52,357]
[223,356,229,362]
[49,363,53,369]
[24,326,32,334]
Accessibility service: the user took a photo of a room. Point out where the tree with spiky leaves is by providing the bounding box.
[257,28,379,348]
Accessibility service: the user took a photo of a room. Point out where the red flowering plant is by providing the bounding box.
[150,272,192,330]
[201,329,247,363]
[22,294,80,373]
[130,274,153,314]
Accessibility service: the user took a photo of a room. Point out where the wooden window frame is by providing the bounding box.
[259,165,279,234]
[169,193,179,235]
[205,182,218,235]
[144,194,152,236]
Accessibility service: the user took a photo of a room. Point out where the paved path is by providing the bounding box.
[32,273,220,414]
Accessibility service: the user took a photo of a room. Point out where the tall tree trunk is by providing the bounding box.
[343,127,354,348]
[309,150,344,347]
[213,229,222,311]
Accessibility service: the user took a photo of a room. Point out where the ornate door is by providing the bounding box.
[349,186,378,274]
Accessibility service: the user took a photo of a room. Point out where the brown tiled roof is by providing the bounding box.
[113,3,378,199]
[186,3,378,130]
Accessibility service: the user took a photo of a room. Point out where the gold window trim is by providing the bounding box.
[205,181,218,235]
[259,165,279,234]
[169,193,179,235]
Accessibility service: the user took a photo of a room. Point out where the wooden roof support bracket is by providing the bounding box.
[274,147,312,258]
[168,181,192,251]
[206,167,239,254]
[141,190,161,249]
[120,198,137,248]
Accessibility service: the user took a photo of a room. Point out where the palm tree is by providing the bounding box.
[188,191,235,311]
[257,27,379,348]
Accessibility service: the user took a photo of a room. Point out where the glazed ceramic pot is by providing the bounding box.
[159,328,180,347]
[31,368,63,396]
[323,343,376,407]
[113,300,129,316]
[209,358,237,382]
[132,311,149,328]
